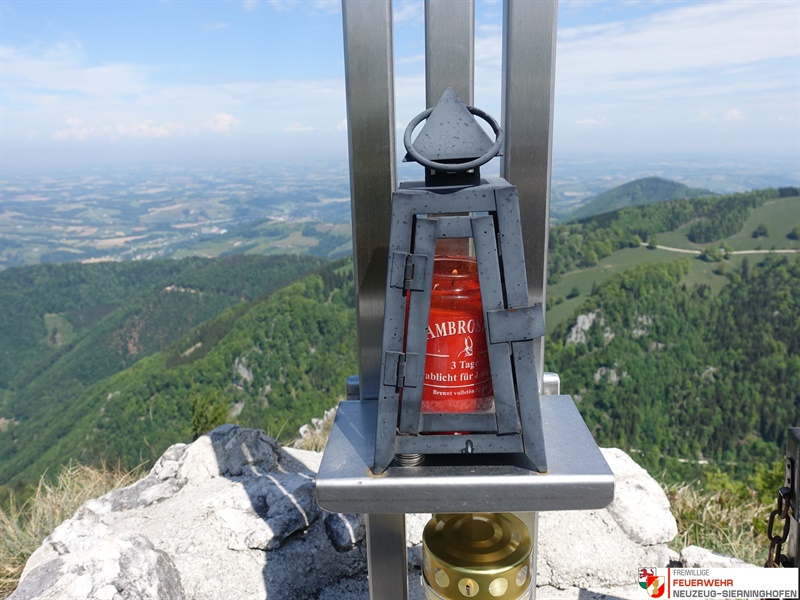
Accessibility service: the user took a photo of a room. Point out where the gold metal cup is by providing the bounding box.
[422,513,532,599]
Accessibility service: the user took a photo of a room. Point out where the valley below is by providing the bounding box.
[0,163,798,506]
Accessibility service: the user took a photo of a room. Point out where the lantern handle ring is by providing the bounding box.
[403,106,503,172]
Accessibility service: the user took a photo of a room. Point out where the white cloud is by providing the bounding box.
[284,123,315,132]
[393,1,424,24]
[2,38,347,142]
[723,109,743,122]
[50,113,242,141]
[555,1,799,97]
[205,113,241,133]
[468,1,798,105]
[4,0,796,163]
[1,41,149,98]
[203,22,230,31]
[114,121,184,138]
[52,118,186,141]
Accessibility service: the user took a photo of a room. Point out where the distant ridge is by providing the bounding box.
[566,176,714,222]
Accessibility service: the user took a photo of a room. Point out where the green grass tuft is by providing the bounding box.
[664,461,785,566]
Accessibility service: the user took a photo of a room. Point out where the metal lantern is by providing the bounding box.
[374,88,547,474]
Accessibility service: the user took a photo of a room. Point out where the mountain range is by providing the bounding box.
[1,180,797,502]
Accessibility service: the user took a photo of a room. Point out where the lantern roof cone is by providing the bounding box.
[405,87,496,164]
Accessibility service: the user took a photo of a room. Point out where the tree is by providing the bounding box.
[700,247,723,262]
[190,388,229,440]
[720,242,733,259]
[788,225,800,241]
[752,224,768,238]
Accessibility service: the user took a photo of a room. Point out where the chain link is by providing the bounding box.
[764,486,792,568]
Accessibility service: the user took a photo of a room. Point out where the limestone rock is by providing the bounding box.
[14,429,747,600]
[13,425,366,600]
[324,513,366,552]
[536,447,677,589]
[405,512,432,568]
[12,533,184,600]
[679,545,758,568]
[603,447,678,546]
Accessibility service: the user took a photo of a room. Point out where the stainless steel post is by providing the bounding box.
[365,514,408,600]
[342,3,407,596]
[501,5,557,597]
[501,0,559,387]
[342,0,396,401]
[425,0,474,258]
[425,0,474,107]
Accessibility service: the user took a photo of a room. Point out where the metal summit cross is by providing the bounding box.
[315,2,615,599]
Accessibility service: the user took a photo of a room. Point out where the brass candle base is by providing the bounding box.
[422,513,532,599]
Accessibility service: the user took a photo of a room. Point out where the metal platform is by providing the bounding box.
[316,397,614,514]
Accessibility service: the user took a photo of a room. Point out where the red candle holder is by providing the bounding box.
[421,255,494,414]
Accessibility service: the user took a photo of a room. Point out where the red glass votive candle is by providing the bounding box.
[421,256,494,413]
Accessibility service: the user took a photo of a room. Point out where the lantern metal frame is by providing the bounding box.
[374,174,547,474]
[370,87,548,474]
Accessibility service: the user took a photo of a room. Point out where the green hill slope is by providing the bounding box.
[548,188,793,284]
[0,259,357,492]
[566,176,714,222]
[0,255,327,487]
[0,255,325,394]
[2,187,797,498]
[546,255,799,481]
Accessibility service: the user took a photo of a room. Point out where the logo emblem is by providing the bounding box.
[639,568,666,598]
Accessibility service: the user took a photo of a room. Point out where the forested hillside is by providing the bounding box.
[546,255,799,481]
[0,254,324,394]
[0,260,357,494]
[0,255,329,491]
[565,176,713,222]
[1,187,797,501]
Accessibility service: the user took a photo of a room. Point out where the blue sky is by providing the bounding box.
[1,0,799,170]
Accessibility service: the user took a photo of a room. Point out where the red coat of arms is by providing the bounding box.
[639,568,666,598]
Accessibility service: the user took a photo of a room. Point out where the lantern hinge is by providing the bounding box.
[390,252,428,292]
[383,351,420,388]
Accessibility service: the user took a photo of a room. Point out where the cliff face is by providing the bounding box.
[10,425,753,600]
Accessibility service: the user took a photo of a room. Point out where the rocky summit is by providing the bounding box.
[11,425,754,600]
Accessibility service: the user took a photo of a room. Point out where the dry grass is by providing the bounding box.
[0,461,142,598]
[292,405,337,452]
[665,482,772,566]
